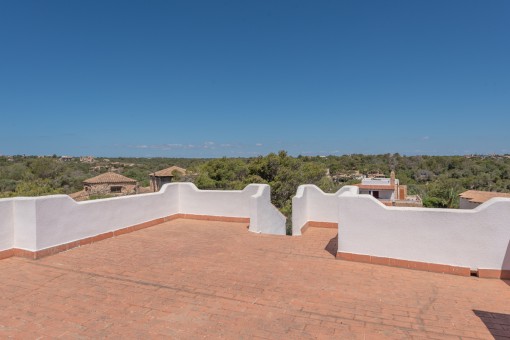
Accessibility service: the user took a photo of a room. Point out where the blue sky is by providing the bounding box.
[1,1,509,157]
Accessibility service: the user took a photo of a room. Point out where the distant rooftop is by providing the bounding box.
[83,172,137,184]
[150,166,186,177]
[459,190,510,204]
[357,172,399,188]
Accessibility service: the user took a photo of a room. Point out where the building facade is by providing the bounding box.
[83,172,138,197]
[149,166,187,192]
[354,171,422,207]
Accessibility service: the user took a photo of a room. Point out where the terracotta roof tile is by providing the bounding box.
[459,190,510,204]
[68,190,87,199]
[83,172,137,184]
[150,166,186,177]
[138,186,153,194]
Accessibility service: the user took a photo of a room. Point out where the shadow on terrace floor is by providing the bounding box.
[324,234,338,257]
[473,310,510,339]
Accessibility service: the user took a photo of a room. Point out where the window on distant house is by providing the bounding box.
[111,186,123,193]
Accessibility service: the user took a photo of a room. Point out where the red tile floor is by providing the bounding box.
[0,219,509,339]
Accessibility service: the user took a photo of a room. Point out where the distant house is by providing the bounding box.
[60,156,73,162]
[83,172,138,197]
[354,171,422,207]
[459,190,510,209]
[80,156,95,163]
[149,166,186,192]
[69,172,139,201]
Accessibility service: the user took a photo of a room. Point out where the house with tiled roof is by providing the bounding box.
[459,190,510,209]
[149,166,186,192]
[68,172,138,200]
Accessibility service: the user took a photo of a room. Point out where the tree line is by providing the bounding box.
[1,153,510,214]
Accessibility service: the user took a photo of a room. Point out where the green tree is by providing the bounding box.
[30,158,60,179]
[13,179,62,197]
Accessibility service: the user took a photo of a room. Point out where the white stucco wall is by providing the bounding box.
[0,199,14,252]
[178,183,259,218]
[179,183,285,235]
[249,184,286,235]
[291,186,308,236]
[337,194,510,271]
[32,184,180,251]
[13,198,38,251]
[1,183,285,253]
[291,185,357,236]
[291,185,510,270]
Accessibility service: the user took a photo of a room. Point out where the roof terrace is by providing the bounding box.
[0,182,509,338]
[1,218,509,338]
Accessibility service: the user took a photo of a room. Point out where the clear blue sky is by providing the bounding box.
[1,1,509,157]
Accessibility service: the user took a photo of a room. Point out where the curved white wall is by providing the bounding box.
[291,185,510,272]
[0,199,13,252]
[13,198,38,251]
[0,183,286,254]
[249,184,286,235]
[178,183,259,218]
[337,194,510,271]
[33,184,180,251]
[292,185,357,236]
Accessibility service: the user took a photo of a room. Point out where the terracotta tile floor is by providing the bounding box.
[0,219,509,339]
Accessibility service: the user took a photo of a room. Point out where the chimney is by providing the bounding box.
[390,170,396,186]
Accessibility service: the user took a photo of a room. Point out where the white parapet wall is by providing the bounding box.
[0,183,286,255]
[32,184,180,251]
[178,183,259,218]
[177,183,286,234]
[0,199,14,252]
[292,185,358,236]
[249,184,287,235]
[337,193,510,272]
[291,184,510,273]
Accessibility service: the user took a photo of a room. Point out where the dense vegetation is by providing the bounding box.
[318,153,510,208]
[1,153,510,215]
[0,156,206,198]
